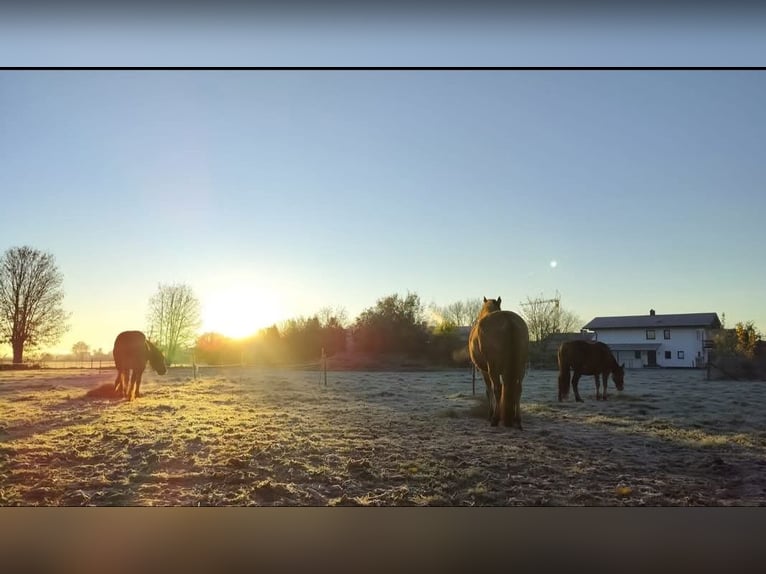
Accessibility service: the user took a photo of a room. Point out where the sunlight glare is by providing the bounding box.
[200,285,286,339]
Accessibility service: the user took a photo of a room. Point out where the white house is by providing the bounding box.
[582,309,722,369]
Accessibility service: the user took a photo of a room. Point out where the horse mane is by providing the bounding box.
[597,341,621,371]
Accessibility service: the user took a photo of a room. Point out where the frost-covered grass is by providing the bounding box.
[1,366,765,506]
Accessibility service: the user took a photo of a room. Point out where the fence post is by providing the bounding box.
[322,347,327,386]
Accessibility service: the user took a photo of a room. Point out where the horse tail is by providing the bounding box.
[557,345,571,400]
[498,314,528,428]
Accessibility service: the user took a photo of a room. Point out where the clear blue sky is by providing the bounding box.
[2,75,765,353]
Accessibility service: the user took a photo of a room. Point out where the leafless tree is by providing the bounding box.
[520,293,582,342]
[146,282,201,365]
[316,305,349,328]
[0,246,69,363]
[463,298,485,325]
[431,297,484,327]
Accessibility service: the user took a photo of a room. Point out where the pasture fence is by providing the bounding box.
[1,350,486,390]
[0,359,117,372]
[187,347,329,386]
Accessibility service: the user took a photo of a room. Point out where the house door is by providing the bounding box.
[647,350,657,367]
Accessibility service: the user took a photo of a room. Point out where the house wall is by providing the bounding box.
[614,351,644,369]
[594,327,708,368]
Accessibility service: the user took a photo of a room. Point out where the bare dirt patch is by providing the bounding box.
[1,367,765,506]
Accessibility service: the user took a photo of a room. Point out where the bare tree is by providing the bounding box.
[431,297,484,327]
[463,298,485,326]
[0,246,69,364]
[316,305,349,328]
[146,282,201,365]
[72,341,90,362]
[520,293,582,342]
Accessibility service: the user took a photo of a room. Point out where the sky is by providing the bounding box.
[1,10,765,357]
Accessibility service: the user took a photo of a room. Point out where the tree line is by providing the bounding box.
[0,245,580,367]
[3,244,761,369]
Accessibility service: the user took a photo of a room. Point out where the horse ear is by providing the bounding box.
[483,296,487,302]
[497,296,502,305]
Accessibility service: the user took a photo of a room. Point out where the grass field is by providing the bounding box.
[1,366,765,506]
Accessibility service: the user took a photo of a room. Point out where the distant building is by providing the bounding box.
[582,309,722,369]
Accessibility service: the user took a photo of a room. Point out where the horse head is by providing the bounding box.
[613,362,625,390]
[147,341,168,375]
[479,296,502,319]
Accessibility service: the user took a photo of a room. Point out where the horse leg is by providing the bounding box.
[126,370,133,401]
[489,370,502,427]
[480,370,494,422]
[558,368,571,402]
[114,371,123,396]
[127,370,137,401]
[129,369,144,401]
[504,375,523,430]
[594,374,602,400]
[602,371,609,400]
[134,368,144,399]
[119,370,130,399]
[572,371,584,402]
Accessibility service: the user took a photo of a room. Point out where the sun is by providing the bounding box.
[200,285,286,339]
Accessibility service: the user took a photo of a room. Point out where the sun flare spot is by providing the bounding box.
[550,260,558,269]
[200,285,286,339]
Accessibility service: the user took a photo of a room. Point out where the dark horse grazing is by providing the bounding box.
[468,297,529,429]
[557,340,625,402]
[113,331,167,401]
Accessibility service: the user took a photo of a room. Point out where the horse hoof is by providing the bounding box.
[576,398,584,403]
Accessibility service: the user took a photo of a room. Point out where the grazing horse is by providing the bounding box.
[113,331,167,401]
[468,296,529,429]
[557,340,625,402]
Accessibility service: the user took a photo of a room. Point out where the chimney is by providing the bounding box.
[649,309,656,316]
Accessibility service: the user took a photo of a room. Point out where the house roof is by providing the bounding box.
[583,312,721,330]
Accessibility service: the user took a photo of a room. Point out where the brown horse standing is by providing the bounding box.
[557,340,624,402]
[113,331,167,401]
[468,297,529,429]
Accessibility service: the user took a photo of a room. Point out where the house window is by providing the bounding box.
[634,351,641,359]
[665,351,671,360]
[678,351,685,359]
[646,330,656,340]
[664,329,671,339]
